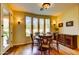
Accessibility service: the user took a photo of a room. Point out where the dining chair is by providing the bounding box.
[30,33,40,53]
[55,33,59,52]
[53,33,59,53]
[39,36,53,55]
[30,33,34,52]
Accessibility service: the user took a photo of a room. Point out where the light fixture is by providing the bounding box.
[40,3,51,11]
[18,21,20,24]
[17,19,21,24]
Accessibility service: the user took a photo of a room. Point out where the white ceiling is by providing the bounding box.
[9,3,78,16]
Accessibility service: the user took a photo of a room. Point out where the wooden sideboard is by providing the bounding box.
[54,33,77,49]
[64,34,77,49]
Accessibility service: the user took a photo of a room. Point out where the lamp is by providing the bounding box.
[17,19,21,24]
[40,3,51,11]
[18,21,20,24]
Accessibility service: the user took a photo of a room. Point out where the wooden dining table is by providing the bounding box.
[34,34,53,42]
[34,33,59,54]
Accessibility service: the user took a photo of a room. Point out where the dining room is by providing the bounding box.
[0,3,79,55]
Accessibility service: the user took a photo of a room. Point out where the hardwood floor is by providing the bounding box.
[3,44,79,55]
[3,44,62,55]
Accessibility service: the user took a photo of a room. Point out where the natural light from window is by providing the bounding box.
[3,17,9,49]
[33,17,38,35]
[39,18,44,33]
[45,19,50,33]
[26,16,31,36]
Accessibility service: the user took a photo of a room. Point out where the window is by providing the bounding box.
[33,17,38,35]
[25,16,51,36]
[26,16,31,36]
[2,8,10,49]
[45,19,50,33]
[3,17,9,48]
[39,18,44,33]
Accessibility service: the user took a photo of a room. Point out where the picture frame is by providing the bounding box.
[66,21,73,27]
[58,23,63,27]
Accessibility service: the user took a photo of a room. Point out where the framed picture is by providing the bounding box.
[58,23,63,27]
[66,21,73,27]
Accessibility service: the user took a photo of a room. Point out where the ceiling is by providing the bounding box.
[9,3,78,16]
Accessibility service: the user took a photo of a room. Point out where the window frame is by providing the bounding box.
[45,18,51,33]
[25,16,51,36]
[25,16,32,36]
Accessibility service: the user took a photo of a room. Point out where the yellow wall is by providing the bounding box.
[57,5,79,35]
[13,11,27,45]
[55,5,79,48]
[50,16,58,32]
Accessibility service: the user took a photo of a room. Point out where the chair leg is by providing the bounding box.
[41,51,42,55]
[43,51,46,55]
[40,50,44,55]
[57,42,59,53]
[49,46,51,55]
[48,49,50,55]
[31,43,33,53]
